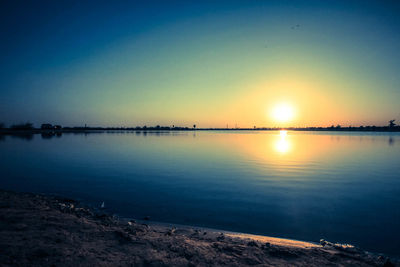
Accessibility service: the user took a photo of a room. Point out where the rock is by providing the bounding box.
[247,241,259,247]
[319,239,327,246]
[217,234,225,241]
[166,228,176,236]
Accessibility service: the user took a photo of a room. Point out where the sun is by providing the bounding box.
[271,103,294,123]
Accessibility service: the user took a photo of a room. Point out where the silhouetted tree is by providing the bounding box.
[11,122,33,130]
[389,119,396,128]
[193,124,196,129]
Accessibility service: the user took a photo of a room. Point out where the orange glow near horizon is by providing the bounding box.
[217,75,358,128]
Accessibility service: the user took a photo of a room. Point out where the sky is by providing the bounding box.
[1,0,400,128]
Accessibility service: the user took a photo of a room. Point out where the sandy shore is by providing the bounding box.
[0,190,397,266]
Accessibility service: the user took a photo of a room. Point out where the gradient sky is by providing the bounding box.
[1,0,400,128]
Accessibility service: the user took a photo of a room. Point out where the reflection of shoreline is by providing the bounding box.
[41,132,63,139]
[0,130,191,141]
[1,130,398,145]
[389,136,395,146]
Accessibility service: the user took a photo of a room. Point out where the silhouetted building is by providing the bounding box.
[41,124,53,130]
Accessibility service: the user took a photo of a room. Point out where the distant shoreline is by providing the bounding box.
[1,126,400,136]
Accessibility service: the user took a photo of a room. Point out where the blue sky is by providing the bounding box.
[1,0,400,127]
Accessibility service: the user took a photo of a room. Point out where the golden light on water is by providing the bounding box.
[275,130,290,153]
[279,130,288,138]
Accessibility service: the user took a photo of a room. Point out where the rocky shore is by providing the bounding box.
[0,190,397,266]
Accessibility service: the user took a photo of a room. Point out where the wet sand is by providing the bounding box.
[0,189,397,266]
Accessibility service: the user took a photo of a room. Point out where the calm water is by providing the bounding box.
[0,131,399,255]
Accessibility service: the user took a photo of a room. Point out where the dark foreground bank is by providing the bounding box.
[0,190,397,266]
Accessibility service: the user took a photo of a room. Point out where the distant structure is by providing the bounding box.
[389,120,396,128]
[41,124,62,130]
[41,124,53,130]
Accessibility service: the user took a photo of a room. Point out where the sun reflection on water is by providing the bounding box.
[275,130,290,154]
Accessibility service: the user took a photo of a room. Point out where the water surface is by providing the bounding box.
[0,131,399,255]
